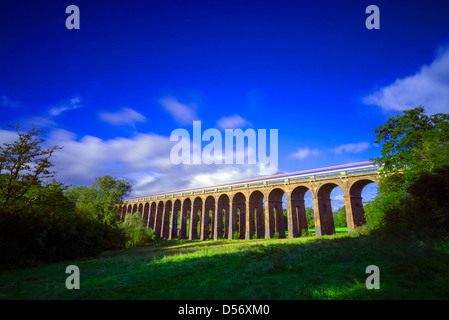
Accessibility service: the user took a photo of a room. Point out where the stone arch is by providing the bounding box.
[249,190,265,239]
[180,198,191,239]
[190,197,202,239]
[162,200,172,238]
[155,201,164,237]
[290,185,312,237]
[149,202,157,231]
[268,188,286,238]
[171,199,182,239]
[143,202,150,226]
[347,178,378,228]
[231,192,246,239]
[137,203,143,216]
[132,203,138,214]
[315,182,344,236]
[201,196,215,240]
[127,204,133,217]
[217,194,230,239]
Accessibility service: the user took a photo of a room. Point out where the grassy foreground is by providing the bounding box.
[1,231,449,300]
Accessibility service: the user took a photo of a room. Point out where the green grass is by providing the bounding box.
[1,232,449,299]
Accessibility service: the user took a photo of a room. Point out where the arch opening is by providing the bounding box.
[249,190,265,239]
[231,192,246,239]
[290,186,313,237]
[180,198,191,239]
[348,179,378,229]
[191,197,202,240]
[268,188,286,238]
[217,194,230,239]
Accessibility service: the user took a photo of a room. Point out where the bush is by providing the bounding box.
[233,231,240,240]
[364,166,449,237]
[0,205,107,268]
[301,228,311,237]
[120,213,156,248]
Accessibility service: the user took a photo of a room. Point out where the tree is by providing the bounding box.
[372,106,449,183]
[369,107,449,234]
[65,175,132,225]
[0,124,62,212]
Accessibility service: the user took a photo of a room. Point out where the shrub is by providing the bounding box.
[301,228,311,237]
[120,213,156,248]
[233,231,240,240]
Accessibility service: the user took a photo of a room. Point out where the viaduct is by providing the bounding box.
[121,161,379,240]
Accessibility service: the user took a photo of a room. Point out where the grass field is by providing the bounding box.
[1,231,449,300]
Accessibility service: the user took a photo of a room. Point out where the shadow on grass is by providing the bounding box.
[2,232,449,300]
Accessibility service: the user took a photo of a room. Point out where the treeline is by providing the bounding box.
[0,125,153,268]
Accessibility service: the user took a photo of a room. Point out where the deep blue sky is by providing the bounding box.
[1,0,449,202]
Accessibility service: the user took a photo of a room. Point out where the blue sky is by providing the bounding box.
[1,0,449,207]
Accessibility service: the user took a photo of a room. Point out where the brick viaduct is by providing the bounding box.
[121,161,379,240]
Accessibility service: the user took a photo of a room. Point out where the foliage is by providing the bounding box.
[65,175,132,225]
[120,212,155,248]
[372,106,449,177]
[369,107,449,235]
[334,206,347,228]
[233,231,240,240]
[0,182,106,267]
[0,125,131,267]
[305,207,314,230]
[300,228,311,237]
[0,124,62,213]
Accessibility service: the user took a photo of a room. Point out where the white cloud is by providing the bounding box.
[0,129,19,145]
[43,128,266,197]
[99,107,146,127]
[49,96,83,116]
[289,147,320,160]
[331,142,371,154]
[363,45,449,114]
[332,194,344,202]
[216,114,252,129]
[159,97,197,125]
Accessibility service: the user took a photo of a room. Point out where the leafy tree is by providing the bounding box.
[372,106,449,188]
[369,107,449,234]
[0,124,62,213]
[66,175,132,225]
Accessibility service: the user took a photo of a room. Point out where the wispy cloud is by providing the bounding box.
[24,116,57,129]
[331,142,371,154]
[1,95,23,109]
[159,97,197,125]
[99,107,146,127]
[41,128,264,196]
[0,129,19,144]
[216,114,252,129]
[49,96,83,116]
[363,45,449,114]
[289,147,320,160]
